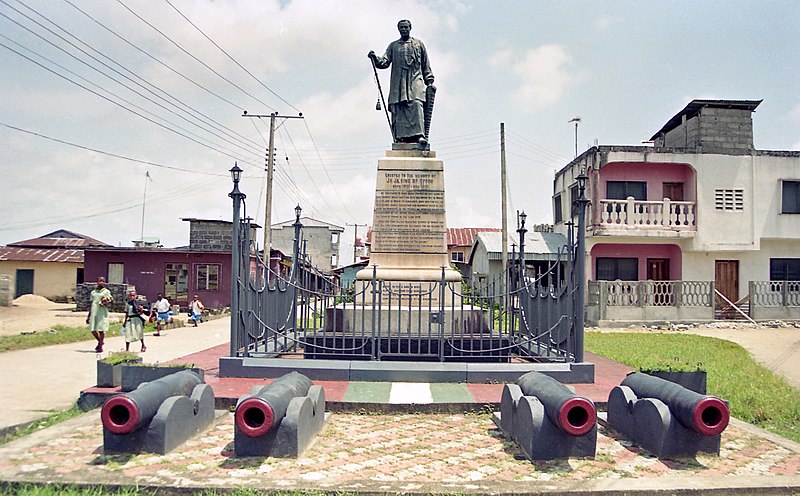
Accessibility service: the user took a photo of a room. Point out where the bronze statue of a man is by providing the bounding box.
[369,19,435,146]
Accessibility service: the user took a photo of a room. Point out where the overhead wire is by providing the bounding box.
[116,0,278,113]
[61,0,256,124]
[0,35,264,171]
[2,1,264,161]
[0,121,226,176]
[163,0,300,113]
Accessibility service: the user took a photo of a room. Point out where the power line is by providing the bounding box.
[163,0,300,113]
[0,121,226,176]
[116,0,278,113]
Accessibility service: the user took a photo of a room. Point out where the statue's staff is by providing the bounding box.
[369,55,395,142]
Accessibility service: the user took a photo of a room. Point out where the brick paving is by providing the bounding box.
[1,409,798,494]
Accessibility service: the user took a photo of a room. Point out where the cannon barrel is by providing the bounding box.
[235,372,313,438]
[101,370,203,435]
[621,372,729,436]
[516,371,596,436]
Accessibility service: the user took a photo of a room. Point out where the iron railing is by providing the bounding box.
[228,215,586,363]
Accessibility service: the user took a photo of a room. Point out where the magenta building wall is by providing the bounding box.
[598,162,696,201]
[589,243,682,280]
[83,249,232,308]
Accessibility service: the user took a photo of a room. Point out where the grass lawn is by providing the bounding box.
[586,331,800,443]
[0,322,161,353]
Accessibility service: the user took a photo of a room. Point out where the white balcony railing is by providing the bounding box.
[598,197,696,230]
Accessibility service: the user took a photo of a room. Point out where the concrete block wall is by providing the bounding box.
[662,107,754,154]
[0,274,11,307]
[75,283,133,312]
[188,220,258,252]
[188,220,234,252]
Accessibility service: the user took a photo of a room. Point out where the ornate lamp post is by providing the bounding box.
[517,210,528,286]
[229,163,245,356]
[290,205,302,340]
[574,168,590,363]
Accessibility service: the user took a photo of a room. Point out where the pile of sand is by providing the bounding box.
[12,294,59,308]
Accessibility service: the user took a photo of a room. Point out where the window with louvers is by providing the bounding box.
[714,188,744,211]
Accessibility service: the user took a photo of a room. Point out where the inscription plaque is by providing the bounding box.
[357,149,460,283]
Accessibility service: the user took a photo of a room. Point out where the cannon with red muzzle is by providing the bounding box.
[495,371,597,460]
[101,369,215,454]
[607,371,730,457]
[234,371,326,457]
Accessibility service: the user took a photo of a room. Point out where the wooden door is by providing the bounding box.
[663,182,684,201]
[647,258,670,280]
[715,260,739,312]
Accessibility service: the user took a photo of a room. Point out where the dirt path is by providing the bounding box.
[0,294,123,337]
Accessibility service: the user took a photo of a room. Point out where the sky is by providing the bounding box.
[1,0,798,264]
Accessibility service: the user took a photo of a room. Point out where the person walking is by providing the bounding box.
[86,277,112,353]
[189,294,205,327]
[122,290,147,352]
[151,293,171,336]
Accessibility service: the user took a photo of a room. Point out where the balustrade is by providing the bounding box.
[599,197,696,230]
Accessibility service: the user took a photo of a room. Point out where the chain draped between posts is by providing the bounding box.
[228,192,588,364]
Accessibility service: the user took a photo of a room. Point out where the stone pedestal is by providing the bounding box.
[356,149,461,283]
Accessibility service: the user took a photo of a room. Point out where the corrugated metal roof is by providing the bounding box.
[471,231,568,261]
[0,247,84,263]
[364,227,502,248]
[446,227,501,247]
[272,217,344,231]
[8,229,110,248]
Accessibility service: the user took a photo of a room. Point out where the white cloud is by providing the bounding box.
[511,44,579,109]
[593,15,622,32]
[789,103,800,121]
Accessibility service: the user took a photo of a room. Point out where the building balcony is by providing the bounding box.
[593,198,696,237]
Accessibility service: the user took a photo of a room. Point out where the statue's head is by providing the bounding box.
[397,19,412,39]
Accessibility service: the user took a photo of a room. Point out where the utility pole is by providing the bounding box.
[500,123,508,301]
[140,171,152,241]
[347,223,367,264]
[569,116,581,158]
[242,111,304,254]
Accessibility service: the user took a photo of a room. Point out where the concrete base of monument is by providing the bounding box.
[353,277,464,306]
[218,356,596,384]
[322,305,490,335]
[354,265,462,282]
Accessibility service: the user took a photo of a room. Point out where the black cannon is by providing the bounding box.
[101,369,215,454]
[607,372,730,457]
[497,371,597,460]
[234,372,326,457]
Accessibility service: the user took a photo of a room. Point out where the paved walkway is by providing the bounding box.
[0,407,798,494]
[0,318,799,493]
[0,317,230,434]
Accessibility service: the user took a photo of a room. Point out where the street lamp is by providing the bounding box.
[229,163,242,184]
[573,167,590,364]
[517,210,528,283]
[294,204,302,224]
[576,168,588,199]
[228,162,246,357]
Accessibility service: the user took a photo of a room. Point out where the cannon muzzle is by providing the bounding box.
[621,372,729,436]
[235,372,313,438]
[101,370,203,435]
[517,371,596,436]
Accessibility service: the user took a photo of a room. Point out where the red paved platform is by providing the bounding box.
[154,343,633,406]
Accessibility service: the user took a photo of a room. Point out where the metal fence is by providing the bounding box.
[228,213,586,364]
